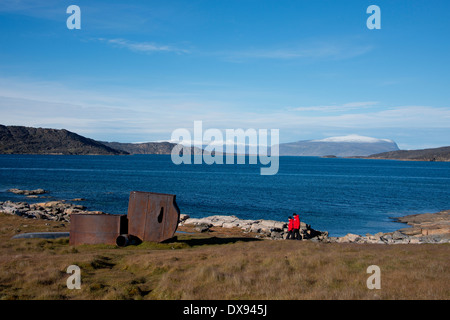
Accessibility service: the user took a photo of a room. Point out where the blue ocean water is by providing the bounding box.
[0,154,449,237]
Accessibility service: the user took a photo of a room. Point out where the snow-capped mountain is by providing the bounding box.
[278,134,399,157]
[311,134,395,144]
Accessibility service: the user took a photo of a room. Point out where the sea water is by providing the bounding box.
[0,154,449,237]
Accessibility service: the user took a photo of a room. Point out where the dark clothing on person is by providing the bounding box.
[286,218,294,240]
[293,214,301,240]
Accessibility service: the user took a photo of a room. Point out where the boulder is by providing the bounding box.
[28,211,47,219]
[398,227,421,236]
[258,219,286,230]
[182,218,205,226]
[179,213,190,222]
[194,223,210,233]
[250,224,261,234]
[338,233,361,243]
[3,207,18,215]
[63,208,79,215]
[380,234,393,244]
[270,230,284,240]
[223,221,241,229]
[40,201,64,208]
[392,230,408,240]
[209,215,239,227]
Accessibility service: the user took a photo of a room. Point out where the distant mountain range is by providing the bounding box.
[277,134,400,157]
[0,125,448,161]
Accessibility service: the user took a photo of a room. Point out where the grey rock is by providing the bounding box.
[28,211,47,219]
[179,213,190,222]
[374,232,384,239]
[194,224,210,233]
[2,206,18,215]
[392,230,408,240]
[249,224,261,234]
[223,222,241,229]
[8,188,47,195]
[270,231,284,240]
[338,233,361,243]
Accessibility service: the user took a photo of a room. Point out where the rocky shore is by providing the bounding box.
[179,212,450,244]
[0,195,104,224]
[178,214,326,241]
[1,188,449,244]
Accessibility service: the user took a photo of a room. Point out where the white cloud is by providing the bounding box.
[0,0,60,13]
[0,76,449,147]
[277,106,450,129]
[215,39,373,62]
[97,38,190,54]
[292,101,379,112]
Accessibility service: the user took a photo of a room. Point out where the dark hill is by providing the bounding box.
[102,141,176,155]
[366,146,450,161]
[0,125,127,155]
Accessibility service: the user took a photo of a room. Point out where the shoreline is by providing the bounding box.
[179,211,450,244]
[2,152,450,162]
[1,188,449,245]
[353,157,450,162]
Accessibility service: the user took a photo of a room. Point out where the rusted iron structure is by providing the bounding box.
[69,191,180,246]
[69,213,128,245]
[127,191,180,243]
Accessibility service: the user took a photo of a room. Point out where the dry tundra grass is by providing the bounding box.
[0,212,449,300]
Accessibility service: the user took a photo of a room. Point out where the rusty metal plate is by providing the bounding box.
[127,191,180,243]
[69,214,128,245]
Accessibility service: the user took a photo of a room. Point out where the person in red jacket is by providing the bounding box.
[286,216,294,240]
[293,213,301,240]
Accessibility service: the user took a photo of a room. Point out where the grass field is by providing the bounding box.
[0,212,449,300]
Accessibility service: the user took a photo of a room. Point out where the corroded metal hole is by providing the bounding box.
[158,207,164,223]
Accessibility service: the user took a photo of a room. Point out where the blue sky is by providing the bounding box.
[0,0,449,149]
